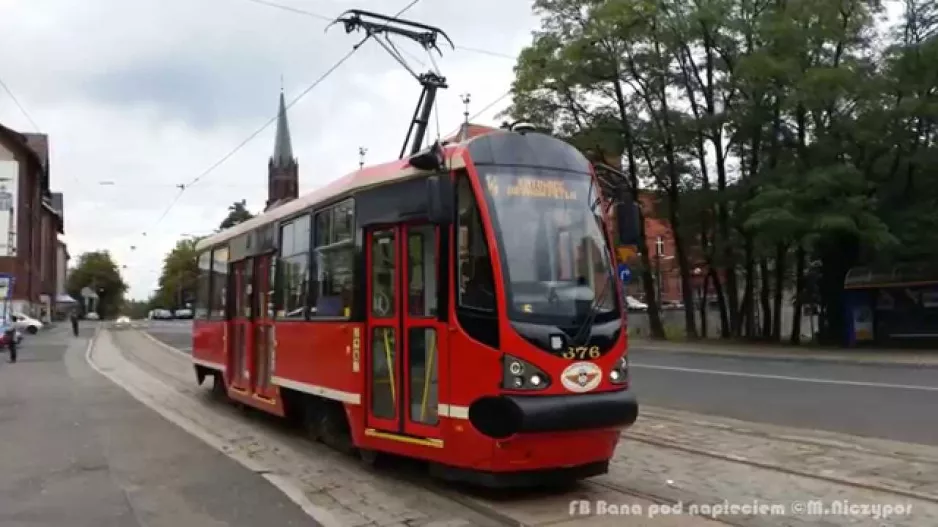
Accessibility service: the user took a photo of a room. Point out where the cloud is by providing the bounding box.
[0,0,538,300]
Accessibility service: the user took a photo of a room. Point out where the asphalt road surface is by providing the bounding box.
[146,320,938,446]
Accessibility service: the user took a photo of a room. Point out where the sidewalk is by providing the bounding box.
[0,325,315,527]
[629,336,938,366]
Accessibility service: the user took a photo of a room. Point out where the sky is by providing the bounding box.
[0,0,539,300]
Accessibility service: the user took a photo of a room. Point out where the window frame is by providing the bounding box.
[455,174,496,314]
[275,212,312,321]
[309,197,355,320]
[194,250,212,320]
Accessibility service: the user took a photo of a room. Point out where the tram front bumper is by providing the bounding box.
[467,389,638,439]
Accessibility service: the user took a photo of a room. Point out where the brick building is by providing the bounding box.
[0,122,65,320]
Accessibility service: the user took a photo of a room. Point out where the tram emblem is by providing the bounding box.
[560,361,602,393]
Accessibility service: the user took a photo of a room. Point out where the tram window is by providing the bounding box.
[276,215,311,319]
[210,246,229,319]
[315,206,333,247]
[310,199,355,319]
[456,176,495,311]
[195,251,211,320]
[371,230,396,318]
[333,199,354,243]
[312,248,353,317]
[408,226,437,317]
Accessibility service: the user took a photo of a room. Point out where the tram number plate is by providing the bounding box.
[563,346,600,360]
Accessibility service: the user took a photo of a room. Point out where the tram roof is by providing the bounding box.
[195,140,474,252]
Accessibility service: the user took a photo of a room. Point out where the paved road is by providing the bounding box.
[628,344,938,446]
[145,320,938,446]
[0,323,314,527]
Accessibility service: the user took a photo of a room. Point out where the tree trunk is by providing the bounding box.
[759,258,772,339]
[700,271,711,338]
[712,269,730,337]
[790,245,806,344]
[741,237,756,338]
[611,77,665,339]
[772,243,786,341]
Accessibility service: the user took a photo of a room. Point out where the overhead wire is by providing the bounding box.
[232,0,514,60]
[135,0,424,239]
[0,76,40,131]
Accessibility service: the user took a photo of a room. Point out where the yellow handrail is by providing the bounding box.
[419,332,435,422]
[382,329,395,403]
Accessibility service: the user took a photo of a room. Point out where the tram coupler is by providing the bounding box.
[467,390,639,439]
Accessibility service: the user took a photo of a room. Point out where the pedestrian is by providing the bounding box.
[5,327,17,363]
[70,310,80,337]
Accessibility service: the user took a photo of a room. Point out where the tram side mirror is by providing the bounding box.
[427,175,454,225]
[615,201,640,246]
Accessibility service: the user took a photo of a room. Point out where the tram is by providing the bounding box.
[190,9,641,487]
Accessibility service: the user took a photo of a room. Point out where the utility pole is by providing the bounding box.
[358,147,367,169]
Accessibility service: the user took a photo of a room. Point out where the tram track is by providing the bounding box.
[109,327,738,526]
[637,408,938,465]
[619,416,938,506]
[104,327,938,526]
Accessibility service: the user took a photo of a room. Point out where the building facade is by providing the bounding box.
[0,122,64,319]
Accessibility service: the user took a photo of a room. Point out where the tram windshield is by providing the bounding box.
[480,167,619,326]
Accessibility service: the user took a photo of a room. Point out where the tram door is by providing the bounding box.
[251,254,277,400]
[229,258,253,392]
[365,223,443,439]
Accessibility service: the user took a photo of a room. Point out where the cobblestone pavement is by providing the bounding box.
[607,409,938,526]
[94,328,721,526]
[101,327,938,526]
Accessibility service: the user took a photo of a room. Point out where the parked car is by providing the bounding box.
[11,312,43,334]
[85,312,100,320]
[625,295,648,311]
[173,308,193,319]
[148,309,173,320]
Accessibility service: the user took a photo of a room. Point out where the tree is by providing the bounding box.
[152,237,201,310]
[506,0,938,346]
[219,199,254,230]
[65,251,128,318]
[121,298,150,319]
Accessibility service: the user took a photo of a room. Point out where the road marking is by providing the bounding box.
[631,363,938,391]
[138,330,190,359]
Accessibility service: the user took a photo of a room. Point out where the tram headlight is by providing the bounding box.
[609,353,629,385]
[502,354,550,391]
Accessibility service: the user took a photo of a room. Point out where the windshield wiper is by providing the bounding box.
[571,272,613,346]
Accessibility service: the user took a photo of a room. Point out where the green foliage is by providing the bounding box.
[152,237,201,310]
[65,251,128,318]
[121,298,150,319]
[506,0,938,343]
[219,199,254,230]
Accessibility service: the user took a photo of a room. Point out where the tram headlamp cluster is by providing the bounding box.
[502,354,550,391]
[609,353,630,385]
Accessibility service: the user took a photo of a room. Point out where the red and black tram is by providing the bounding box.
[190,9,641,487]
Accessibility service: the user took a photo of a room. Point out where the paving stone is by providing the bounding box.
[99,329,938,527]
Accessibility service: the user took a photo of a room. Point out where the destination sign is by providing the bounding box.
[505,177,577,200]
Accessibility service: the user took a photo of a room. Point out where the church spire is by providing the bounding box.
[271,87,294,168]
[267,83,299,211]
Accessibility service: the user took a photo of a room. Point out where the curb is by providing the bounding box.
[136,328,191,359]
[630,342,938,368]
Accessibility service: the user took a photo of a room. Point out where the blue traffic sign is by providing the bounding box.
[618,263,632,283]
